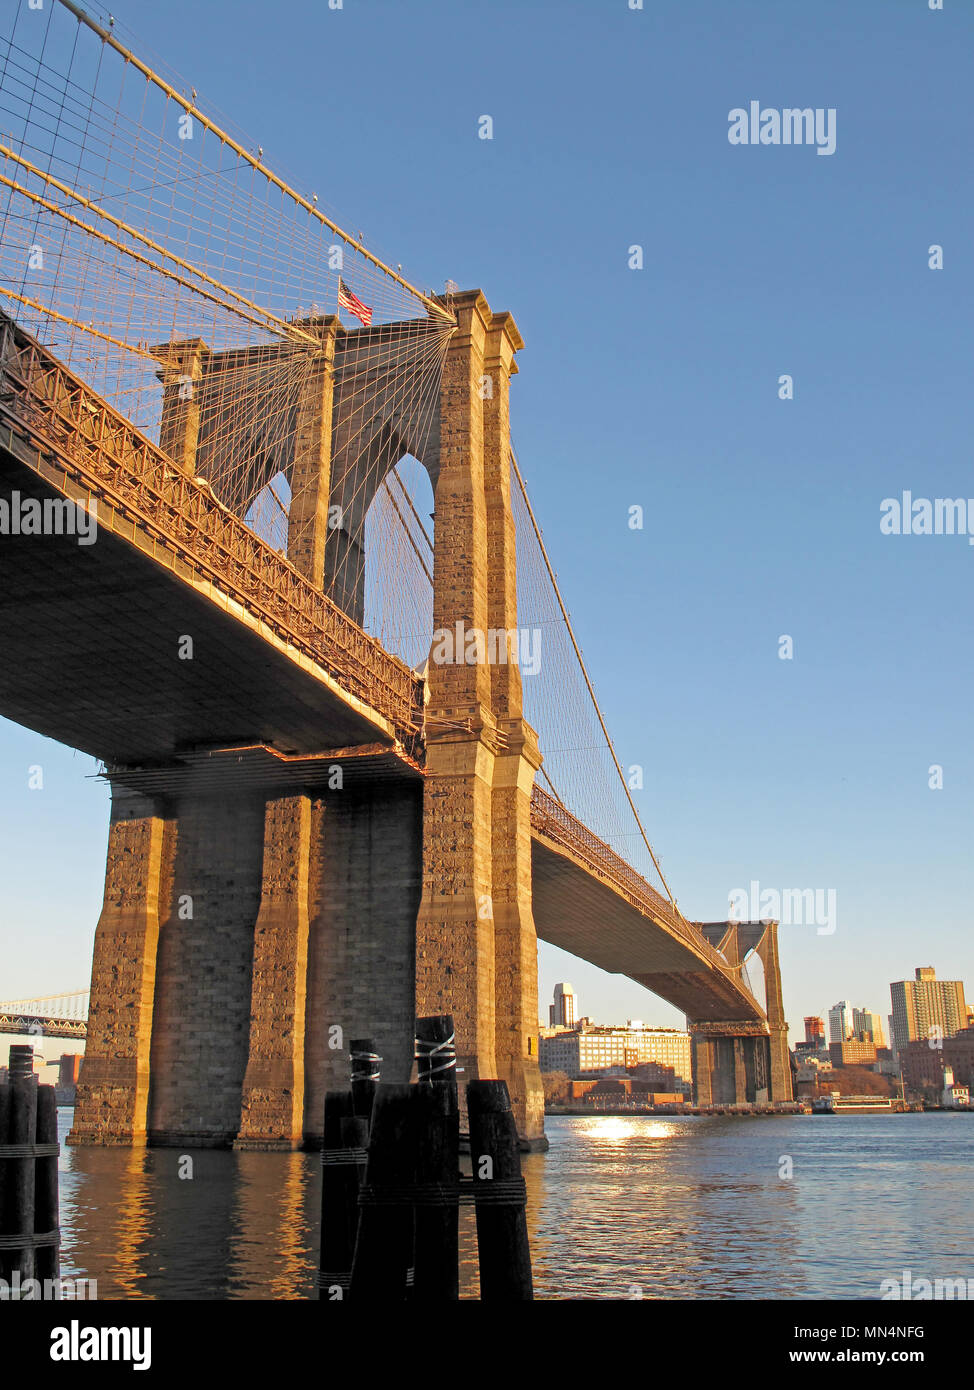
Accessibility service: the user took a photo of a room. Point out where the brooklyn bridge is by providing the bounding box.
[0,0,791,1149]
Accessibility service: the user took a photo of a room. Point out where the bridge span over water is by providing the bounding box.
[0,304,789,1145]
[0,1,790,1147]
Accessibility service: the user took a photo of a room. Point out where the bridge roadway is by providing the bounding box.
[0,310,762,1027]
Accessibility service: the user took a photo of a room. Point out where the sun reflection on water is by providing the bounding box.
[580,1116,678,1143]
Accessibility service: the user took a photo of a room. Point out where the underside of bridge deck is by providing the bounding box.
[530,838,764,1023]
[0,446,402,763]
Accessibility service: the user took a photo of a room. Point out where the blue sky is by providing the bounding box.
[1,0,972,1043]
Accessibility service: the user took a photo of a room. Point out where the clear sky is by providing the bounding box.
[1,0,972,1045]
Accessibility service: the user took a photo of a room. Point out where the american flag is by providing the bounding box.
[337,278,373,327]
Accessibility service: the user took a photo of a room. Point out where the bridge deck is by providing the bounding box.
[530,790,764,1022]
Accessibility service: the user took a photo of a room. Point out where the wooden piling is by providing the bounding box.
[318,1090,358,1302]
[34,1084,60,1285]
[3,1046,38,1284]
[340,1114,369,1156]
[349,1084,417,1299]
[467,1079,533,1301]
[413,1015,459,1301]
[349,1038,380,1121]
[415,1015,457,1089]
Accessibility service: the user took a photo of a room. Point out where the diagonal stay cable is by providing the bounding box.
[510,442,689,927]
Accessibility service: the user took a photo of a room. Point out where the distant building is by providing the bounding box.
[900,1026,974,1095]
[941,1065,970,1109]
[804,1016,825,1044]
[58,1054,82,1087]
[829,1039,878,1068]
[548,983,577,1029]
[828,1001,855,1044]
[539,1024,692,1092]
[853,1009,885,1047]
[890,968,967,1053]
[795,1054,832,1080]
[873,1048,899,1078]
[569,1077,685,1106]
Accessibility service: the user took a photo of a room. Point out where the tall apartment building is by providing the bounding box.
[539,1025,692,1091]
[890,968,968,1053]
[548,983,577,1029]
[828,1001,855,1044]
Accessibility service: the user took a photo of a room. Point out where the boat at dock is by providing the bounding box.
[812,1094,895,1114]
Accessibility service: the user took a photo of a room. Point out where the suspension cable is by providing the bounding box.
[510,444,688,925]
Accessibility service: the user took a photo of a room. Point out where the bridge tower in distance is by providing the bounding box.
[691,920,793,1104]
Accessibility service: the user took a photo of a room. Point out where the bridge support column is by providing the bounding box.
[287,315,338,585]
[69,790,172,1147]
[417,735,499,1104]
[755,921,792,1101]
[416,290,544,1144]
[691,1032,714,1107]
[690,1022,774,1105]
[733,1037,748,1101]
[152,337,209,474]
[482,310,544,1143]
[417,290,497,1115]
[235,794,312,1150]
[302,780,422,1144]
[489,729,545,1144]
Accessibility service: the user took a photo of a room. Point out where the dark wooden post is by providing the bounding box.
[6,1045,37,1278]
[340,1114,369,1156]
[415,1015,456,1087]
[414,1015,459,1300]
[467,1079,533,1301]
[349,1038,380,1121]
[349,1084,417,1299]
[34,1083,60,1286]
[3,1045,38,1285]
[318,1090,358,1302]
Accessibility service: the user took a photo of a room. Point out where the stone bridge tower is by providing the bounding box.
[69,289,546,1150]
[690,920,793,1104]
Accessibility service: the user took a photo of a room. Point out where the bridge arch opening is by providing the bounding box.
[244,469,291,554]
[743,946,766,1011]
[359,454,434,674]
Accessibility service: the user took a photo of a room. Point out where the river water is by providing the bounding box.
[54,1110,973,1300]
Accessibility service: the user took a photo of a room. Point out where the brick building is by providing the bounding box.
[900,1027,974,1095]
[539,1024,692,1092]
